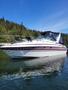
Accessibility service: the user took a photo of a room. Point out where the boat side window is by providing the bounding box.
[50,47,52,48]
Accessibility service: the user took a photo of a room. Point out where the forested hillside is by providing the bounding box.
[0,18,68,47]
[0,18,40,42]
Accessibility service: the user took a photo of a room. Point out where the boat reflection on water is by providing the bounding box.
[0,57,66,90]
[0,57,66,81]
[11,56,65,77]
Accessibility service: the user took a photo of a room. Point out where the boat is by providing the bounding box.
[0,32,67,59]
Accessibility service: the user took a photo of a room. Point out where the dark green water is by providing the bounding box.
[0,56,68,90]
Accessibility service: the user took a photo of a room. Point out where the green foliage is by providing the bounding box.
[62,33,68,47]
[0,18,40,42]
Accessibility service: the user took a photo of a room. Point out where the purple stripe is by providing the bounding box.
[0,46,66,51]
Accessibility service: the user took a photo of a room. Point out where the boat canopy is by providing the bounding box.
[39,32,63,44]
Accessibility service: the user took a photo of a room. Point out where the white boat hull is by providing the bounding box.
[3,50,66,58]
[2,49,66,67]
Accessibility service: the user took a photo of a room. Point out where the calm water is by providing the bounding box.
[0,56,68,90]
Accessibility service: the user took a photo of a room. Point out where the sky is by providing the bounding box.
[0,0,68,33]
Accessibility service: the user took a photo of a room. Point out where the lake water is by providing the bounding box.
[0,56,68,90]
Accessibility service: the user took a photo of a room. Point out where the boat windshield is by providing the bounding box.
[37,32,59,41]
[44,32,59,41]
